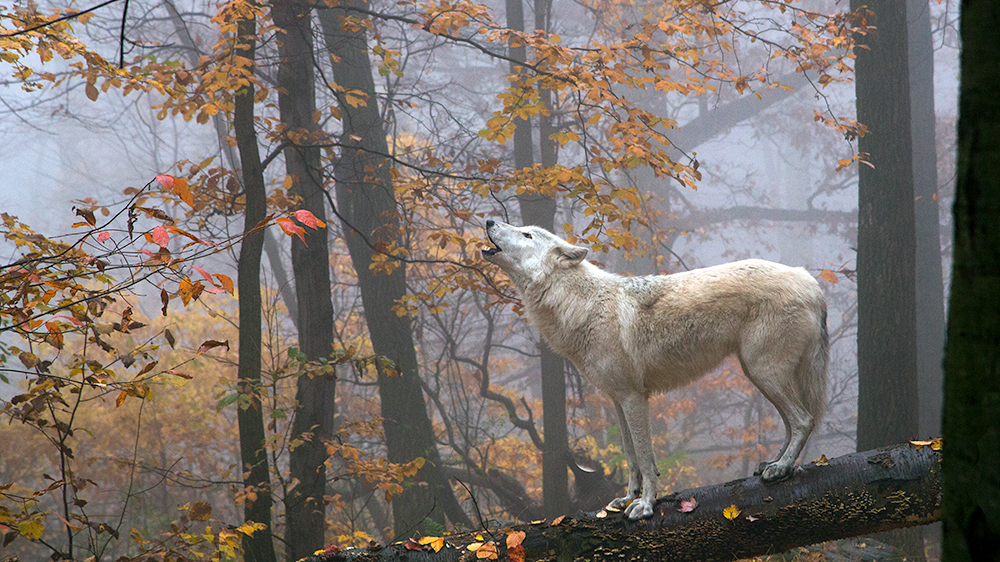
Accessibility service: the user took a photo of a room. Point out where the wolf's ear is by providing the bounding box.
[557,244,588,265]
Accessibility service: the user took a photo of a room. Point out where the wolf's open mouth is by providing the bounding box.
[482,231,502,256]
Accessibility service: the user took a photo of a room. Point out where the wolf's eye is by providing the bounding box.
[522,232,533,239]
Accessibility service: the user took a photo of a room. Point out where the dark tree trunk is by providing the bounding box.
[271,1,337,559]
[234,10,277,562]
[318,3,472,537]
[504,0,569,519]
[908,0,945,441]
[852,0,919,451]
[302,442,941,562]
[851,2,923,558]
[942,2,1000,560]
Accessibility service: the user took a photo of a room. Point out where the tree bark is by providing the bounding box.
[318,3,472,537]
[302,441,941,562]
[851,3,923,558]
[234,8,278,562]
[271,1,338,559]
[942,2,1000,560]
[908,0,945,441]
[504,0,569,519]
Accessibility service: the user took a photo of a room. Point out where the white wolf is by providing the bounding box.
[482,219,828,520]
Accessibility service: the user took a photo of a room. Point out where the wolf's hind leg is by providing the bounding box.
[740,358,814,483]
[607,400,643,511]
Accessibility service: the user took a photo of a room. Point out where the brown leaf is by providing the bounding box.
[189,501,212,521]
[164,329,176,349]
[196,340,229,356]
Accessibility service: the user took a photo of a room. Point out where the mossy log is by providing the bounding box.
[302,441,941,562]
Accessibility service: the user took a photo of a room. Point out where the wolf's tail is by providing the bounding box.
[801,304,829,428]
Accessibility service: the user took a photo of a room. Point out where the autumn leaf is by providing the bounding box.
[18,351,40,369]
[160,288,169,316]
[115,390,128,408]
[505,530,525,549]
[97,231,111,242]
[155,174,175,190]
[189,501,212,521]
[214,274,234,295]
[18,520,44,541]
[723,504,741,520]
[812,454,830,466]
[152,226,170,248]
[551,515,565,525]
[293,209,326,229]
[819,269,838,284]
[164,328,176,349]
[418,536,445,552]
[677,496,698,513]
[196,339,229,356]
[910,438,943,451]
[276,217,307,244]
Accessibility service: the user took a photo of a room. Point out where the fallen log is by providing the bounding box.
[302,440,942,562]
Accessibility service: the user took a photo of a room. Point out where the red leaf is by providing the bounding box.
[97,231,111,242]
[160,288,169,316]
[293,209,326,229]
[193,265,214,284]
[677,496,698,513]
[155,174,174,190]
[276,217,307,244]
[152,226,169,248]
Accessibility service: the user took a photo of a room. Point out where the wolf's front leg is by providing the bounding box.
[614,396,659,520]
[607,401,642,511]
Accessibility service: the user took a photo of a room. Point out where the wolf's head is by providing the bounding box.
[482,219,588,289]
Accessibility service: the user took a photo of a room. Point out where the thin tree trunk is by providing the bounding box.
[271,1,337,559]
[907,0,945,441]
[942,2,1000,559]
[317,3,472,537]
[234,8,277,561]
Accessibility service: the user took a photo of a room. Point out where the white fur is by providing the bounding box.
[482,220,828,520]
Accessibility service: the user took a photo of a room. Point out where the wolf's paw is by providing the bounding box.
[760,462,794,483]
[607,496,634,511]
[624,497,655,520]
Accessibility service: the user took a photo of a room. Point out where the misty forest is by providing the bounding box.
[2,0,997,561]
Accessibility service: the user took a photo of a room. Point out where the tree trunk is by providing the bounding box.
[504,0,569,519]
[302,442,941,562]
[908,0,945,441]
[270,2,338,559]
[234,9,278,562]
[851,2,923,558]
[942,2,1000,560]
[317,3,472,537]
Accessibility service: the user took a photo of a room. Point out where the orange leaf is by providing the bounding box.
[505,531,525,549]
[214,274,234,295]
[115,390,128,408]
[551,515,565,525]
[819,269,838,284]
[173,177,194,208]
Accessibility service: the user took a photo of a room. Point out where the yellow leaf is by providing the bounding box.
[723,504,741,520]
[419,536,444,552]
[18,519,44,540]
[476,542,498,559]
[812,454,830,466]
